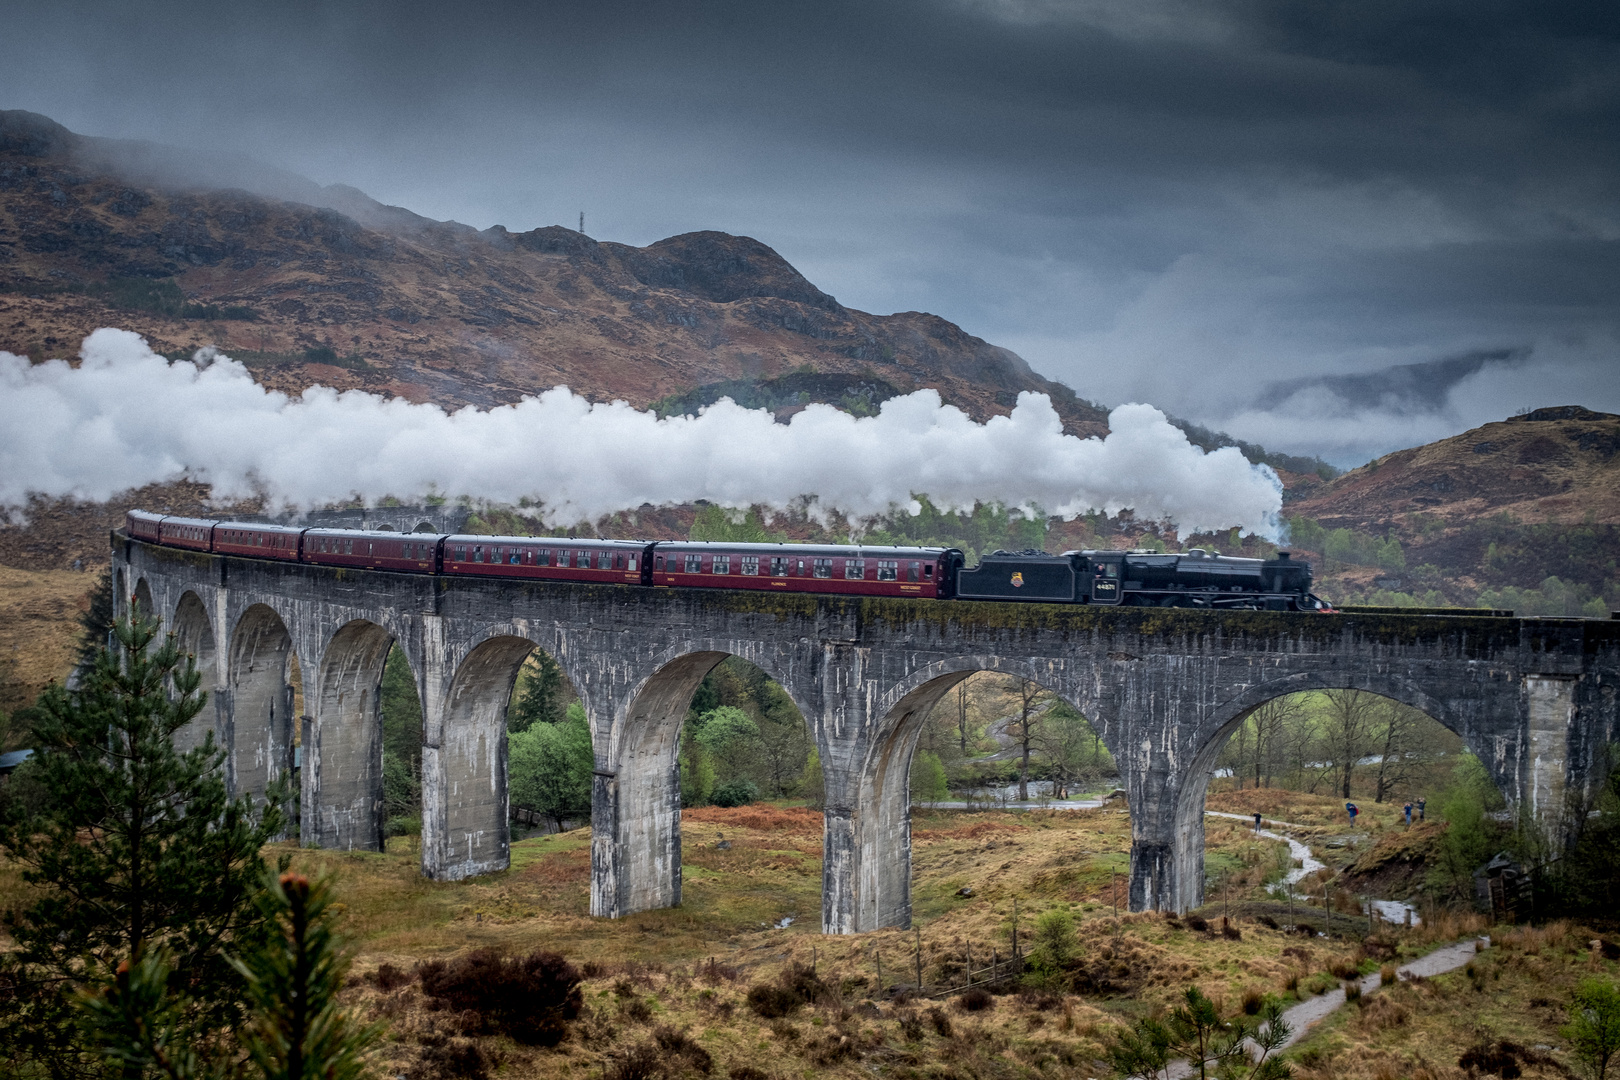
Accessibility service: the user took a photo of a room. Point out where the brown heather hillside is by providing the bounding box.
[1281,407,1620,611]
[0,110,1107,435]
[1290,406,1620,530]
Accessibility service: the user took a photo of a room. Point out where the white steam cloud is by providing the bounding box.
[0,329,1284,537]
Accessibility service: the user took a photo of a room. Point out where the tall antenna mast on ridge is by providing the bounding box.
[579,211,585,234]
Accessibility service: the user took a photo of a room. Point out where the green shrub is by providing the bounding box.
[711,778,759,808]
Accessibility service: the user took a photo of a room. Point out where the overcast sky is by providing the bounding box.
[4,0,1617,466]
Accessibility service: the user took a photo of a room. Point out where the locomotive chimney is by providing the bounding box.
[1277,551,1291,560]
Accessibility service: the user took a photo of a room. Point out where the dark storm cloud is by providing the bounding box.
[2,0,1616,465]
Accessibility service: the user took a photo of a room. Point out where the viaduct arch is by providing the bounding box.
[115,534,1619,934]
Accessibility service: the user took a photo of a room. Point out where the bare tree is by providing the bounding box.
[1274,703,1328,793]
[1005,677,1052,801]
[1031,702,1097,798]
[1321,689,1381,799]
[1250,696,1307,790]
[1371,700,1459,803]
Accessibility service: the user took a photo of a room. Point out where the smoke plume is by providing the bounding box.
[0,329,1284,537]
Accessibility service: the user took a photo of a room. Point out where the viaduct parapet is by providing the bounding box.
[113,534,1619,933]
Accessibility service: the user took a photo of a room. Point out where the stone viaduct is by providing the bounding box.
[113,533,1619,934]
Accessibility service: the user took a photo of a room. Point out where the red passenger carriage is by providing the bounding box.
[648,542,961,598]
[214,522,306,562]
[442,535,651,585]
[303,529,440,573]
[157,515,216,551]
[126,510,164,543]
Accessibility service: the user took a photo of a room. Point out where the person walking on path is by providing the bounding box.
[1403,801,1413,827]
[1416,797,1426,822]
[1346,801,1359,825]
[1253,811,1263,833]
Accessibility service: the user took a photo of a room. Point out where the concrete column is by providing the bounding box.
[299,713,317,846]
[308,622,391,852]
[418,615,451,879]
[1126,744,1196,913]
[594,651,719,919]
[846,688,928,933]
[427,633,526,881]
[823,804,859,934]
[589,769,622,918]
[1525,674,1574,838]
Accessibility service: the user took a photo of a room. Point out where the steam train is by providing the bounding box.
[124,510,1333,611]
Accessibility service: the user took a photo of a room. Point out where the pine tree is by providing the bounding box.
[0,611,289,1078]
[507,651,568,733]
[75,563,116,671]
[75,872,378,1080]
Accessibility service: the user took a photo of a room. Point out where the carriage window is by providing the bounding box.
[597,551,613,570]
[797,559,806,575]
[845,559,865,580]
[509,549,522,565]
[684,554,703,574]
[923,563,934,578]
[741,556,759,575]
[813,558,832,579]
[770,556,789,576]
[345,539,354,555]
[614,553,625,569]
[537,548,551,566]
[656,556,664,570]
[713,555,730,574]
[877,560,898,581]
[629,555,638,571]
[580,551,593,568]
[473,546,484,563]
[908,561,919,582]
[556,550,570,567]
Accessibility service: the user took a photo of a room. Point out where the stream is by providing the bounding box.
[1204,811,1421,927]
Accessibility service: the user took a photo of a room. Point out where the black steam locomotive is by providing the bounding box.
[955,548,1330,611]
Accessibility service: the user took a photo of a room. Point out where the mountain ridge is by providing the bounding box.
[0,109,1107,435]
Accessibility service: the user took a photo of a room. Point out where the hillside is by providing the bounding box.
[0,110,1106,435]
[1282,407,1620,614]
[1289,406,1620,529]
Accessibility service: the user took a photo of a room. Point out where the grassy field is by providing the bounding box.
[8,793,1608,1078]
[1284,920,1620,1080]
[0,563,99,718]
[269,798,1491,1080]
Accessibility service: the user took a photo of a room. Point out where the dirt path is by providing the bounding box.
[1162,935,1490,1077]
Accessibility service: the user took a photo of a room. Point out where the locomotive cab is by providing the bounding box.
[1077,553,1123,604]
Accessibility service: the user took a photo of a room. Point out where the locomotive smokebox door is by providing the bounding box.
[954,551,1080,602]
